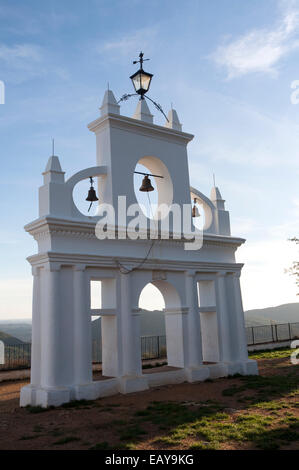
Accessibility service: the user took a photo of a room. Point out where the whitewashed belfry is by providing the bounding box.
[20,80,258,407]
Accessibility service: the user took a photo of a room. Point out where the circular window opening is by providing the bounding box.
[72,177,99,217]
[133,156,173,220]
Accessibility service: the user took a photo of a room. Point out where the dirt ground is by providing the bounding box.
[0,354,298,450]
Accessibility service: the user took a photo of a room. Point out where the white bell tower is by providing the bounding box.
[20,70,258,408]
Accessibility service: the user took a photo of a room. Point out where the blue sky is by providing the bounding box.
[0,0,298,319]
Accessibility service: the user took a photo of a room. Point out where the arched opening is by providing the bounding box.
[190,189,214,231]
[190,195,206,232]
[138,280,185,372]
[73,177,100,217]
[133,156,173,220]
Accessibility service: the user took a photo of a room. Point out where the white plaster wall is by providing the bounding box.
[165,313,185,368]
[200,311,220,363]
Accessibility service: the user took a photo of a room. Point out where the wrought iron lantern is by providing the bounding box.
[130,52,153,99]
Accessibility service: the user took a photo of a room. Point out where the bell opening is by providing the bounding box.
[134,163,158,219]
[73,177,100,217]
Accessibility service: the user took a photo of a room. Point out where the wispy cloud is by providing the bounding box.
[0,43,42,63]
[97,27,158,59]
[0,41,70,84]
[212,5,299,78]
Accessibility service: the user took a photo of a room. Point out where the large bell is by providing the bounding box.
[86,177,99,212]
[139,174,154,192]
[86,186,98,202]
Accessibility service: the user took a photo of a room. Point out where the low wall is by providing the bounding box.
[248,340,291,352]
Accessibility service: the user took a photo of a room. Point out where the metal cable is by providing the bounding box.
[116,191,157,274]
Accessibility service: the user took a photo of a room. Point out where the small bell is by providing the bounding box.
[192,198,200,218]
[86,177,99,211]
[139,174,154,192]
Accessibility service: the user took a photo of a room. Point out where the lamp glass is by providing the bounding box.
[131,70,152,94]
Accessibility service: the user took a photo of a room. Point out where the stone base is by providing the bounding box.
[241,359,259,375]
[146,369,186,387]
[208,363,228,378]
[20,360,259,408]
[185,366,210,383]
[20,385,37,407]
[224,359,259,377]
[74,379,119,400]
[118,376,149,394]
[20,385,71,408]
[73,382,100,401]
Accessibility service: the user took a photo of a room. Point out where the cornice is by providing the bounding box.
[25,216,245,248]
[27,251,244,274]
[87,113,194,145]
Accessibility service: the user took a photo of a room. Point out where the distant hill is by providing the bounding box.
[244,303,299,326]
[92,310,166,341]
[0,322,32,343]
[1,303,298,343]
[0,331,25,345]
[92,305,299,334]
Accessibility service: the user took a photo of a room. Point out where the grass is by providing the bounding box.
[222,371,299,402]
[119,424,147,441]
[249,347,293,360]
[133,400,299,450]
[25,405,50,414]
[61,399,94,409]
[90,441,110,450]
[8,347,299,450]
[52,436,81,445]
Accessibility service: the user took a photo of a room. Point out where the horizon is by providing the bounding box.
[0,301,298,323]
[0,0,298,320]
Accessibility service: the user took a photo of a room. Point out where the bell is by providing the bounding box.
[139,174,154,192]
[192,198,200,218]
[86,177,99,212]
[86,186,98,202]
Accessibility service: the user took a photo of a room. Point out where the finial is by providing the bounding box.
[133,51,150,68]
[52,138,55,156]
[213,173,216,187]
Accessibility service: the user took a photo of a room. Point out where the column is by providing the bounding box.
[214,272,232,362]
[40,264,62,388]
[30,266,41,386]
[101,278,119,377]
[185,271,203,368]
[230,272,248,361]
[73,265,92,384]
[120,272,142,376]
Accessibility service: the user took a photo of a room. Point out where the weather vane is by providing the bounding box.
[118,51,169,122]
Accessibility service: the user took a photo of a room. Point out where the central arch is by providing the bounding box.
[138,278,186,369]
